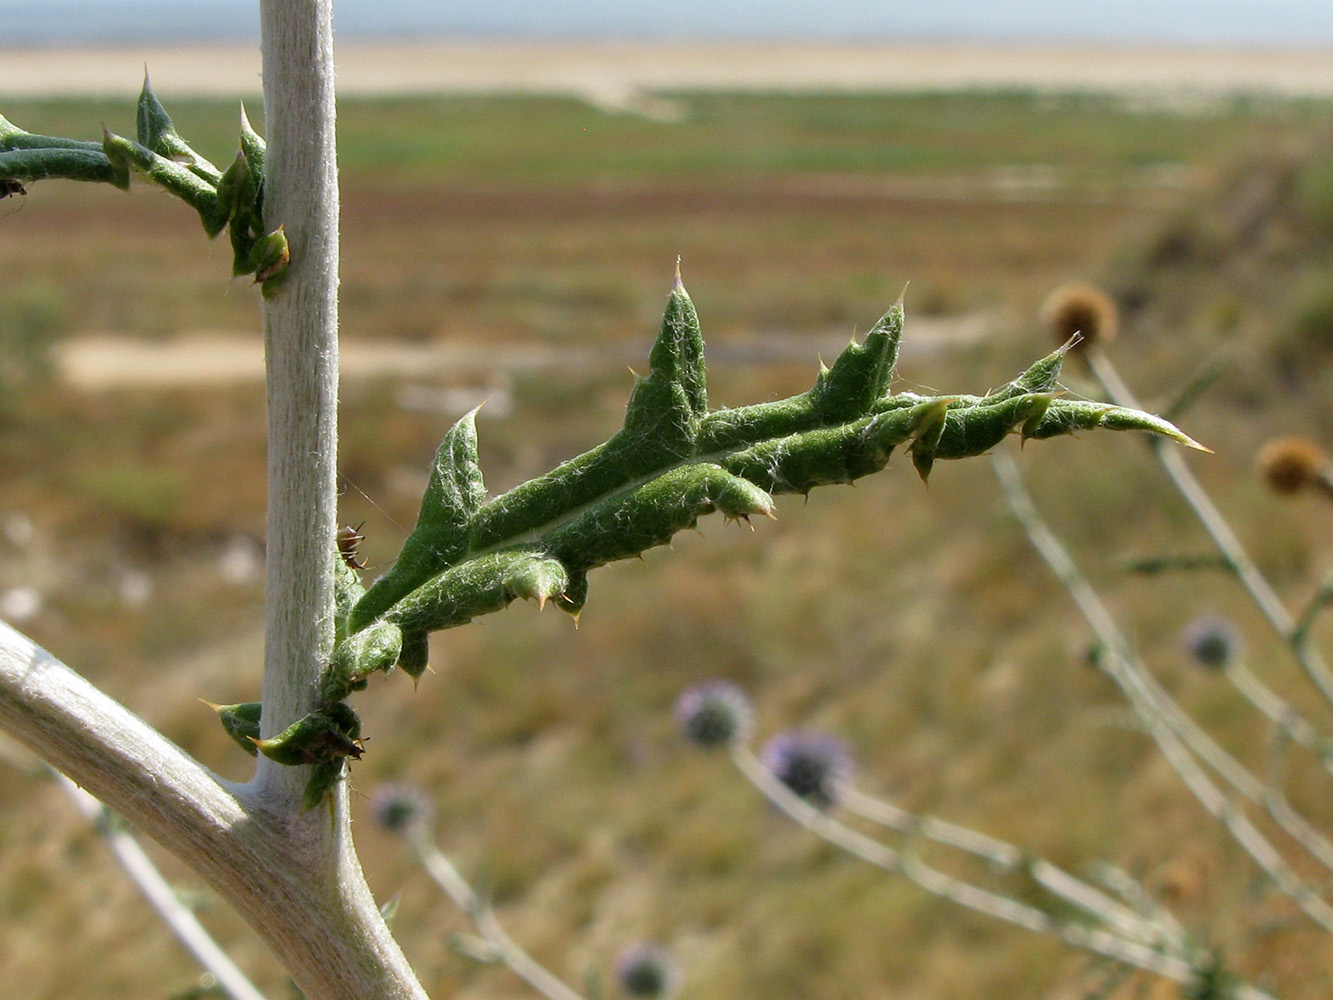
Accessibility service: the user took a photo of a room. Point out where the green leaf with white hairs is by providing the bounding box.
[984,336,1075,401]
[640,274,708,424]
[339,278,1203,686]
[396,631,431,682]
[1023,399,1209,451]
[323,621,404,703]
[348,407,486,630]
[809,298,903,421]
[0,145,120,188]
[238,105,266,191]
[102,129,227,236]
[931,393,1054,461]
[720,400,942,494]
[206,701,263,757]
[541,464,774,571]
[252,702,362,768]
[382,550,569,635]
[0,114,103,153]
[136,74,222,184]
[2,82,284,283]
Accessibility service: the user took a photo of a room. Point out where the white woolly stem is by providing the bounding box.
[0,621,426,1000]
[253,0,342,801]
[243,2,427,997]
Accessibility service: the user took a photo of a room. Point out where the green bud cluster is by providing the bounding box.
[206,698,364,810]
[0,77,288,294]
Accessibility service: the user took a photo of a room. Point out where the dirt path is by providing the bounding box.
[56,314,992,390]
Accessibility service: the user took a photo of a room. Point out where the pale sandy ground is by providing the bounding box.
[4,40,1333,109]
[55,315,990,390]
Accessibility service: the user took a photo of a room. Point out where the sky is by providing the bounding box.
[4,0,1333,46]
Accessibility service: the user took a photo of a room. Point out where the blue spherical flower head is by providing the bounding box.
[760,731,855,809]
[614,942,679,998]
[675,680,753,749]
[1182,615,1241,670]
[370,783,435,836]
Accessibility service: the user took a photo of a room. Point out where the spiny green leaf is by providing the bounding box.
[908,397,951,482]
[0,146,120,188]
[642,274,707,421]
[930,393,1053,461]
[455,284,705,559]
[303,761,347,811]
[225,152,263,268]
[810,297,903,420]
[251,226,290,293]
[697,304,901,453]
[102,128,224,234]
[984,336,1074,401]
[136,73,222,184]
[382,550,567,635]
[720,399,942,494]
[323,620,404,703]
[346,279,1204,671]
[238,104,266,195]
[252,702,362,768]
[397,630,431,682]
[543,464,773,571]
[215,149,252,226]
[350,407,486,630]
[503,554,573,607]
[1023,399,1209,451]
[1,114,104,153]
[205,701,262,757]
[553,569,589,619]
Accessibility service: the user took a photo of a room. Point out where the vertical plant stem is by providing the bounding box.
[255,0,341,801]
[248,3,427,998]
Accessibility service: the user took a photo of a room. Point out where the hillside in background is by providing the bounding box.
[3,88,1333,998]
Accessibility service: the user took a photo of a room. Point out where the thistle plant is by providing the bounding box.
[0,3,1208,997]
[210,273,1202,808]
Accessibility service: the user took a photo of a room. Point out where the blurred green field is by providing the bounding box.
[4,89,1333,999]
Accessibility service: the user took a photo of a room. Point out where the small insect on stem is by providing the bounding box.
[337,522,367,569]
[0,180,27,199]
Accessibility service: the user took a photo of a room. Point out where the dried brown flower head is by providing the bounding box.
[1040,283,1119,353]
[1257,436,1332,495]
